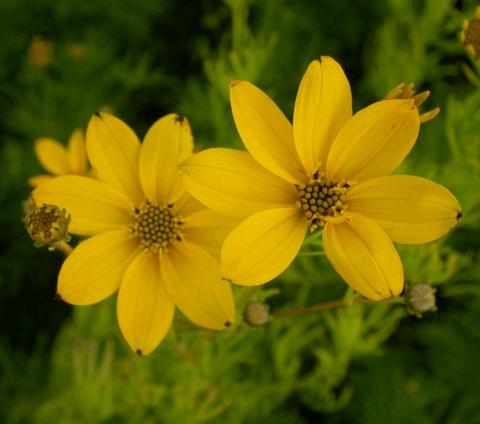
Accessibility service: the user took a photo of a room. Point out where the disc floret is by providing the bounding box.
[131,201,184,254]
[296,173,349,231]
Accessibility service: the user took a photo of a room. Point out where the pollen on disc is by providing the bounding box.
[131,202,184,254]
[296,176,349,230]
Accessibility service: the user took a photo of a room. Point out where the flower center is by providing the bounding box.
[463,17,480,59]
[296,176,349,230]
[131,201,184,254]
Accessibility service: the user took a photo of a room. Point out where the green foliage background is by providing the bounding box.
[1,0,480,422]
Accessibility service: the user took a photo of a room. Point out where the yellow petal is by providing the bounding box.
[323,214,403,300]
[161,242,235,330]
[33,175,133,236]
[293,56,352,174]
[58,230,139,305]
[67,129,88,174]
[28,174,53,187]
[182,148,297,219]
[221,207,307,285]
[139,114,193,205]
[34,138,69,175]
[184,210,240,260]
[230,80,306,183]
[347,175,461,244]
[176,191,205,217]
[326,100,420,183]
[86,112,143,205]
[117,251,174,355]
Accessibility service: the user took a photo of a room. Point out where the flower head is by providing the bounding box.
[24,201,71,249]
[182,56,461,300]
[33,113,236,355]
[461,7,480,59]
[29,129,89,187]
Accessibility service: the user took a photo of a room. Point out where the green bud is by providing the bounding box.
[243,302,269,327]
[405,283,437,317]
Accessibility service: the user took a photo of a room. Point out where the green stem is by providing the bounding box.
[298,251,325,257]
[272,296,404,319]
[55,241,73,256]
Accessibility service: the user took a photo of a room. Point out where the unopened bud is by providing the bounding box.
[243,302,269,327]
[405,283,437,317]
[24,203,71,249]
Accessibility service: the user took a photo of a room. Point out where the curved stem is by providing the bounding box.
[272,295,404,319]
[54,241,73,256]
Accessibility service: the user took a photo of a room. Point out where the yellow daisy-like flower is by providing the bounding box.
[33,112,236,355]
[29,129,89,187]
[461,6,480,59]
[182,56,461,300]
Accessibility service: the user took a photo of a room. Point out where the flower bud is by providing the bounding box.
[24,203,71,249]
[405,283,437,317]
[243,302,269,327]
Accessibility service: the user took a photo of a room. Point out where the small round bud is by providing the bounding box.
[24,203,71,249]
[243,302,269,327]
[405,283,437,317]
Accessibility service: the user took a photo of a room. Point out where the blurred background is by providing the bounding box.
[1,0,480,422]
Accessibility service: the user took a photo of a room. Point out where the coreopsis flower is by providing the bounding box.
[33,113,236,355]
[29,129,89,187]
[461,6,480,59]
[182,56,461,301]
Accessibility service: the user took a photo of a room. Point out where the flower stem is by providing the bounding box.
[55,241,73,256]
[298,251,325,257]
[272,295,404,319]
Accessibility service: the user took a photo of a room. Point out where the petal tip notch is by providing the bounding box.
[174,114,186,123]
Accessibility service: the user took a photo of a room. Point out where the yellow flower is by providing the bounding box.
[29,129,89,187]
[461,6,480,59]
[181,56,461,301]
[33,113,236,355]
